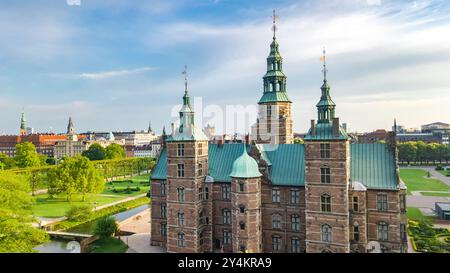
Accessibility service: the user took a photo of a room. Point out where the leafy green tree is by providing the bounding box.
[398,142,417,164]
[415,141,427,164]
[0,171,49,252]
[94,216,118,239]
[14,142,41,168]
[293,138,304,144]
[105,143,125,159]
[48,155,104,201]
[0,153,15,170]
[82,143,107,161]
[65,204,93,221]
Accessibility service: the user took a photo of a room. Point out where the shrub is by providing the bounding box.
[436,164,444,171]
[66,204,93,221]
[94,216,118,239]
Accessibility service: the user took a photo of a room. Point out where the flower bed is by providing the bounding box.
[408,220,450,253]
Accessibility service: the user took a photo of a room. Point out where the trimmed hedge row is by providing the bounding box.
[50,197,150,231]
[408,220,450,253]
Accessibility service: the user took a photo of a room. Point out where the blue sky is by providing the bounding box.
[1,0,450,135]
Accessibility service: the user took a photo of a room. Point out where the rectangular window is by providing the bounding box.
[160,223,167,237]
[198,143,203,156]
[377,223,389,241]
[400,224,407,242]
[291,215,300,232]
[267,105,272,117]
[223,210,231,225]
[198,187,203,201]
[272,188,281,203]
[239,182,245,192]
[352,196,359,212]
[222,185,231,200]
[177,143,185,157]
[291,189,300,204]
[198,163,203,176]
[320,167,331,183]
[272,236,282,251]
[400,194,406,213]
[291,238,301,253]
[177,164,185,177]
[160,182,167,196]
[377,193,388,211]
[223,230,231,245]
[160,203,166,218]
[353,225,360,241]
[320,143,331,159]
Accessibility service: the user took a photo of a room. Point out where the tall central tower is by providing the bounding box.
[254,10,293,144]
[165,68,211,253]
[304,50,351,253]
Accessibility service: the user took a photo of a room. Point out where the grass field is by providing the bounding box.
[420,192,450,197]
[89,237,128,253]
[32,193,124,218]
[407,207,434,222]
[399,169,450,195]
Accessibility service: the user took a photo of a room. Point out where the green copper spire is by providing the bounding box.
[230,144,262,178]
[20,111,26,130]
[67,116,75,134]
[316,48,336,123]
[258,10,291,104]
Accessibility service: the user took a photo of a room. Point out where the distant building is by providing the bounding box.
[53,117,89,160]
[357,129,389,144]
[125,141,161,158]
[435,202,450,220]
[204,124,216,140]
[393,121,450,145]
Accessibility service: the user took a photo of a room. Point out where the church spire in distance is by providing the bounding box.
[20,110,26,136]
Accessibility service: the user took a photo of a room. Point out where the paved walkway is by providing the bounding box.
[94,193,146,211]
[118,209,150,234]
[119,234,165,253]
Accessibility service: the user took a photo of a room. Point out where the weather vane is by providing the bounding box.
[320,47,328,81]
[272,9,279,39]
[182,65,188,92]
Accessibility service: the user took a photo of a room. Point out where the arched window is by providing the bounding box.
[353,222,360,242]
[177,232,186,247]
[177,187,185,202]
[222,209,231,224]
[239,205,245,213]
[177,212,185,227]
[291,214,300,232]
[321,194,331,212]
[377,222,389,241]
[272,214,282,229]
[321,224,332,242]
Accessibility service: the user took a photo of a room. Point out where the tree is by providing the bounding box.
[14,142,41,168]
[398,142,417,164]
[82,143,106,161]
[94,216,118,239]
[293,138,304,144]
[0,171,49,252]
[105,143,125,159]
[415,141,427,164]
[48,155,104,201]
[0,153,15,170]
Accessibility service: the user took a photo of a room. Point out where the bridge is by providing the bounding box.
[47,231,92,241]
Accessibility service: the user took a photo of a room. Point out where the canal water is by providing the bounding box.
[35,204,150,253]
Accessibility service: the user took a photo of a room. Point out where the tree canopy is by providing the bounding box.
[82,143,107,161]
[14,142,42,168]
[105,143,125,159]
[0,171,48,252]
[398,141,450,164]
[48,155,104,201]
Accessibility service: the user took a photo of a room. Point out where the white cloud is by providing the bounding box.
[49,67,155,80]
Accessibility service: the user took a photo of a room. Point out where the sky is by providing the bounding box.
[0,0,450,135]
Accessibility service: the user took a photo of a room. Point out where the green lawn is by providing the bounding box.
[102,173,150,196]
[399,169,450,195]
[421,192,450,197]
[407,207,434,222]
[89,237,128,253]
[33,193,124,218]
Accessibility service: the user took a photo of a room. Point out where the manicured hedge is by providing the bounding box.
[408,220,450,253]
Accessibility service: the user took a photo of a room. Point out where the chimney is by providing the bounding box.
[332,117,340,137]
[218,135,224,146]
[310,120,316,135]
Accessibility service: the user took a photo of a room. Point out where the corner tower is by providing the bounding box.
[255,10,293,144]
[165,67,211,253]
[304,49,351,253]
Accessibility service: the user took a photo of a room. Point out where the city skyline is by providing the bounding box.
[1,0,450,134]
